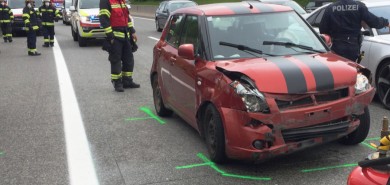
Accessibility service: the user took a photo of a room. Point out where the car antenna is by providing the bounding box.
[246,1,253,9]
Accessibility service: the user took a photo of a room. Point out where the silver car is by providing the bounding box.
[306,0,390,110]
[62,0,72,25]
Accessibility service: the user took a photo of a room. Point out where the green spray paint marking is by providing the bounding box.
[0,152,4,156]
[361,141,377,150]
[125,117,154,121]
[301,163,357,173]
[175,153,271,181]
[139,107,166,125]
[365,137,381,141]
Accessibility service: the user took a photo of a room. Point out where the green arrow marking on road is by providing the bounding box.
[175,153,271,181]
[139,106,166,125]
[301,163,358,173]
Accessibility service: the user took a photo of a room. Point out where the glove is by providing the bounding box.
[130,39,138,53]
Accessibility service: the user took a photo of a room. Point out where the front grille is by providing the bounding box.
[276,88,349,110]
[281,118,350,142]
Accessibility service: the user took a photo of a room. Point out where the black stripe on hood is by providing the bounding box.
[294,55,334,91]
[270,57,307,94]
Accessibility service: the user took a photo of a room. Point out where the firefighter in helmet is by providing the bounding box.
[99,0,140,92]
[23,0,41,56]
[39,0,60,47]
[0,0,14,42]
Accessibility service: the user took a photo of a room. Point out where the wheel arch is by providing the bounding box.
[375,57,390,86]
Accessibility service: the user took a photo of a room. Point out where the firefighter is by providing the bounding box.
[319,0,390,62]
[0,0,13,42]
[99,0,140,92]
[39,0,60,47]
[23,0,41,56]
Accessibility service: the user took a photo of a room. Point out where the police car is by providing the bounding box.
[306,0,390,110]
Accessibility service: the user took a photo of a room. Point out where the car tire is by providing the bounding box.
[152,75,173,117]
[156,19,162,32]
[376,61,390,110]
[78,33,87,47]
[339,107,370,145]
[72,26,78,41]
[204,104,227,164]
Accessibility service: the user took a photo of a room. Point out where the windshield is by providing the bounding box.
[79,0,100,9]
[9,0,42,9]
[168,2,197,12]
[207,11,327,60]
[65,0,72,8]
[369,5,390,35]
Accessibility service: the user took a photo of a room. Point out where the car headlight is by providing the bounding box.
[230,80,269,113]
[80,16,89,22]
[355,73,370,95]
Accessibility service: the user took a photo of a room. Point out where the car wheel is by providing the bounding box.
[339,107,370,145]
[204,104,227,163]
[156,19,162,32]
[152,75,173,117]
[71,26,78,41]
[376,61,390,110]
[78,33,87,47]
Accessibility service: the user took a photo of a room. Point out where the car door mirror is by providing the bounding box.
[163,9,168,14]
[361,30,370,36]
[178,44,195,60]
[126,4,131,10]
[69,6,75,11]
[320,34,332,47]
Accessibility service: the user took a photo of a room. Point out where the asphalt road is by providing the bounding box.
[0,17,389,185]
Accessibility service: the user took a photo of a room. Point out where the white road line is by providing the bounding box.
[148,36,159,41]
[53,37,99,185]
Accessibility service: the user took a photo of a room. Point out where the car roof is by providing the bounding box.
[174,2,293,16]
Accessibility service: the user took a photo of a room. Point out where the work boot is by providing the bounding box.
[122,76,140,88]
[42,43,49,47]
[8,37,12,42]
[4,38,7,43]
[50,42,54,47]
[28,51,41,56]
[112,79,124,92]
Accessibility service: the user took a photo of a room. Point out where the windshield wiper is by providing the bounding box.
[263,41,325,53]
[219,41,276,57]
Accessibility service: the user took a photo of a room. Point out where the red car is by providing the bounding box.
[150,2,375,163]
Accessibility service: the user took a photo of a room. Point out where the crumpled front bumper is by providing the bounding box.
[220,87,375,161]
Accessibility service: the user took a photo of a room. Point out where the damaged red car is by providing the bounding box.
[150,2,375,163]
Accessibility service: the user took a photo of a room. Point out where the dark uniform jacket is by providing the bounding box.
[320,0,389,38]
[23,6,40,31]
[0,4,14,23]
[38,5,60,26]
[99,0,135,41]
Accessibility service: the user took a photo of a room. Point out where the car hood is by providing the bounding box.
[215,53,357,94]
[79,8,99,16]
[376,34,390,44]
[11,9,23,16]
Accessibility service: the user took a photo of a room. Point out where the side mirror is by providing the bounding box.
[320,34,332,47]
[361,30,370,36]
[178,44,195,60]
[126,4,131,10]
[163,9,168,13]
[69,6,75,11]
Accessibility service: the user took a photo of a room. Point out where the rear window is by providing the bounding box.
[79,0,100,9]
[168,2,197,12]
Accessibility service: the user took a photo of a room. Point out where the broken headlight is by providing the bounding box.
[230,79,269,113]
[355,73,370,95]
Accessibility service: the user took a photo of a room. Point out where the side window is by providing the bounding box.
[306,12,318,25]
[165,14,184,48]
[180,15,199,53]
[313,9,325,27]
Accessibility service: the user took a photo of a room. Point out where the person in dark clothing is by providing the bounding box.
[23,0,41,56]
[39,0,60,47]
[99,0,140,92]
[320,0,390,62]
[0,0,14,42]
